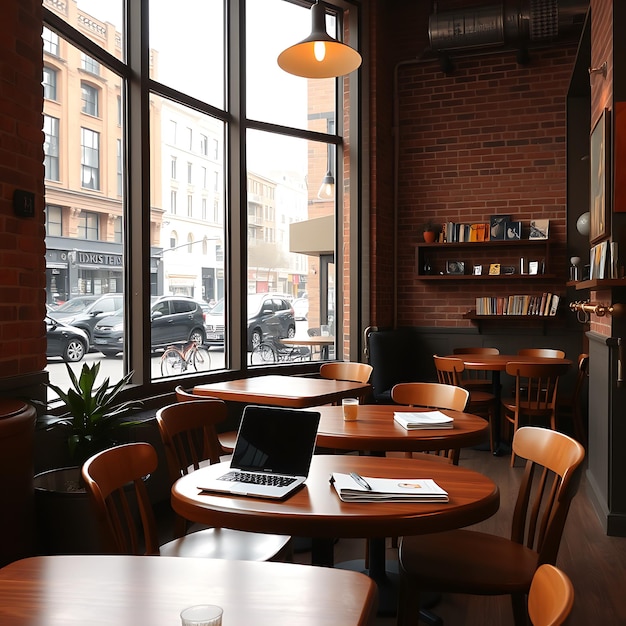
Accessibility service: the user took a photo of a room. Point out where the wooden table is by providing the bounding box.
[448,353,572,453]
[314,404,489,453]
[0,554,378,626]
[193,374,370,408]
[172,454,499,614]
[281,336,334,360]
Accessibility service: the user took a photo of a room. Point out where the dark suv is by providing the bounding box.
[49,293,124,348]
[204,294,296,350]
[93,296,206,356]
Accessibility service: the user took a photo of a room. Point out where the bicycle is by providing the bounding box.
[160,341,211,376]
[249,337,310,365]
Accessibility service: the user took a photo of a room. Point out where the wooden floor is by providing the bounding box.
[293,448,626,626]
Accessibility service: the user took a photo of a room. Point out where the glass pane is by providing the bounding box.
[44,33,126,392]
[246,129,335,363]
[150,94,226,379]
[149,0,224,109]
[72,1,125,57]
[246,0,336,132]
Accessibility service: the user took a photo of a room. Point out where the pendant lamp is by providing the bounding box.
[277,1,362,79]
[317,170,335,200]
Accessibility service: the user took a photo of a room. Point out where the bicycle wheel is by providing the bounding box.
[161,348,185,376]
[191,346,211,371]
[250,343,277,365]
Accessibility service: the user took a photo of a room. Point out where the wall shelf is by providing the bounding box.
[462,310,562,334]
[572,278,626,290]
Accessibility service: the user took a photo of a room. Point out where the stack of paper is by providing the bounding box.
[393,410,454,430]
[331,473,449,502]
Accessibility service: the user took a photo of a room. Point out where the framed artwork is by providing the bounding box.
[590,108,611,243]
[489,215,510,240]
[473,264,483,275]
[529,219,549,240]
[505,221,522,240]
[446,260,465,275]
[489,263,501,275]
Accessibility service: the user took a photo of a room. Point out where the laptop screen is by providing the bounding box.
[231,405,320,476]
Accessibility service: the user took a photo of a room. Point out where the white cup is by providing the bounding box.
[180,604,223,626]
[342,398,359,421]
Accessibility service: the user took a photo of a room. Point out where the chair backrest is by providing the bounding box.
[82,442,160,555]
[505,361,570,412]
[320,362,373,384]
[518,348,566,359]
[453,347,500,355]
[391,382,469,412]
[307,327,321,337]
[433,355,465,386]
[571,353,589,403]
[156,400,227,485]
[510,427,585,564]
[528,564,575,626]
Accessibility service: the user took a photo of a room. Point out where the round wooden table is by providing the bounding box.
[172,454,499,615]
[314,404,489,453]
[447,353,572,453]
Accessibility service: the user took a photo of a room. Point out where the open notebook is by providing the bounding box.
[198,405,320,500]
[394,410,454,430]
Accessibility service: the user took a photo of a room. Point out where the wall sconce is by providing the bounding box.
[277,1,362,79]
[317,170,335,200]
[588,61,607,83]
[576,211,590,236]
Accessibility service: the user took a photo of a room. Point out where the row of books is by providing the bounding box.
[443,222,488,243]
[590,241,618,280]
[475,293,560,316]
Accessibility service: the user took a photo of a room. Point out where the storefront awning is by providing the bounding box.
[289,215,334,257]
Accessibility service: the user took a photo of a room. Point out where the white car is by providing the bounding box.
[293,297,309,321]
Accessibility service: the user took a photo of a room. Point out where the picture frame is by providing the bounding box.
[473,264,483,276]
[489,263,501,276]
[528,261,539,275]
[529,219,549,240]
[489,215,510,241]
[505,221,522,240]
[590,108,611,244]
[446,260,465,275]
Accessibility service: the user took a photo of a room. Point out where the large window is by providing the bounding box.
[42,66,57,101]
[44,0,361,392]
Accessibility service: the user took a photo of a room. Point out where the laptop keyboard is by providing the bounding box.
[218,471,297,487]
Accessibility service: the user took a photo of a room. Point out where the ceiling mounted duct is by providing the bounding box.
[428,0,588,53]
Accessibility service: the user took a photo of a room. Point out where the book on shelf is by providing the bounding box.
[393,410,454,430]
[474,294,560,316]
[331,472,449,503]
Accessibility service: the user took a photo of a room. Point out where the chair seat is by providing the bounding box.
[399,529,539,594]
[161,527,292,561]
[501,397,554,418]
[468,390,495,405]
[218,431,237,453]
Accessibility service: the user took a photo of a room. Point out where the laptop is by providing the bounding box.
[197,405,321,500]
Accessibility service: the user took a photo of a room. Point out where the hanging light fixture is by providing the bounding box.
[317,170,335,200]
[277,1,362,79]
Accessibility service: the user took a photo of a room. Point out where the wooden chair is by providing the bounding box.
[391,382,469,464]
[156,400,292,560]
[518,348,566,359]
[452,346,500,391]
[556,353,589,447]
[319,362,373,404]
[434,355,496,452]
[502,361,570,466]
[397,426,585,626]
[174,385,236,453]
[528,564,575,626]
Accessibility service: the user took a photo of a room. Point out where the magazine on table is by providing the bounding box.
[330,472,449,503]
[393,410,454,430]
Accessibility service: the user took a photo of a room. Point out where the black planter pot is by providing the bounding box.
[33,466,100,555]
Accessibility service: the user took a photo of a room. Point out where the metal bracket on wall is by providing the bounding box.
[569,300,626,323]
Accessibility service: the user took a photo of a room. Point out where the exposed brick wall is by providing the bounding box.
[0,0,47,384]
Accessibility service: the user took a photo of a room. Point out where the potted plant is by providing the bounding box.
[423,220,439,243]
[34,362,142,554]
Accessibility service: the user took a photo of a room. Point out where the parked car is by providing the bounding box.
[49,293,124,348]
[48,295,101,321]
[204,294,296,350]
[293,296,309,321]
[93,295,206,356]
[45,316,89,362]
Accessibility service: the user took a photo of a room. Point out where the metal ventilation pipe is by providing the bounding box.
[428,0,588,53]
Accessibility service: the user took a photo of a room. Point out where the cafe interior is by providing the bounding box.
[1,0,626,624]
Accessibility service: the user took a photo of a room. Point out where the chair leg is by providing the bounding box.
[397,573,421,626]
[511,592,529,626]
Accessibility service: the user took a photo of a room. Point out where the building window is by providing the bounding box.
[186,127,193,150]
[216,244,223,263]
[187,233,194,253]
[201,167,207,188]
[81,82,99,116]
[202,198,207,220]
[117,139,123,196]
[187,194,193,217]
[80,128,100,190]
[171,190,177,214]
[81,53,100,75]
[78,210,99,240]
[43,115,60,182]
[42,27,59,56]
[171,156,177,179]
[113,216,122,243]
[212,138,219,160]
[213,171,218,191]
[200,134,208,155]
[42,66,57,100]
[187,162,192,184]
[45,204,63,237]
